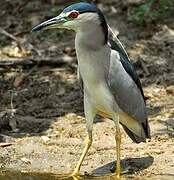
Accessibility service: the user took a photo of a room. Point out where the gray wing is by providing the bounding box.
[108,38,150,143]
[109,39,145,101]
[108,26,145,101]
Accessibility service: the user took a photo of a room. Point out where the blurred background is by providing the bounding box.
[0,0,174,178]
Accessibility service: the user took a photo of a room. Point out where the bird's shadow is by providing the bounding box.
[92,156,154,175]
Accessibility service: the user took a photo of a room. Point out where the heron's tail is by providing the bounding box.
[121,120,150,143]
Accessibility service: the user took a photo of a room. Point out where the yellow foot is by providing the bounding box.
[70,170,81,178]
[110,173,121,179]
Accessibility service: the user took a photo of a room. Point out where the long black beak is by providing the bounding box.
[31,16,67,32]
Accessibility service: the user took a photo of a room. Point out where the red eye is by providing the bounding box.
[68,11,79,19]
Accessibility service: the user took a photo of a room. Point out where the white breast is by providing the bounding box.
[76,44,120,113]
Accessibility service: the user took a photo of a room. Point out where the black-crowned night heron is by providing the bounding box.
[32,2,150,178]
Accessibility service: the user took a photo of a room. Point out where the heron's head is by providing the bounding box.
[32,2,108,43]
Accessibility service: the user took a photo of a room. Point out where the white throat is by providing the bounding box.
[74,13,106,50]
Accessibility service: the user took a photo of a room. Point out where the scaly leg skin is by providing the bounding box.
[112,115,121,179]
[71,134,92,177]
[70,92,95,177]
[115,126,121,179]
[71,174,81,180]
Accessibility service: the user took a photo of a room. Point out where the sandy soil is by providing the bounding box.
[0,1,174,179]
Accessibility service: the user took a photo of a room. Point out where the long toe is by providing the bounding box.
[71,170,81,178]
[110,172,121,179]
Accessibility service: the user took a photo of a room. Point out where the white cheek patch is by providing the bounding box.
[77,13,100,24]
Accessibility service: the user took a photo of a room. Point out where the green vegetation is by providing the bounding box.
[132,0,174,25]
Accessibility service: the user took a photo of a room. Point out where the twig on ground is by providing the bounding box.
[0,56,74,67]
[0,27,40,57]
[0,27,25,53]
[28,43,42,57]
[0,27,18,42]
[13,63,39,87]
[0,142,15,147]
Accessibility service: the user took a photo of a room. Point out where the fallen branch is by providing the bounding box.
[13,63,39,87]
[0,27,41,56]
[0,139,22,148]
[0,56,74,67]
[0,27,24,53]
[0,142,15,147]
[0,27,18,42]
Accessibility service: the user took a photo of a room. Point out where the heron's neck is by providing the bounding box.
[75,24,107,50]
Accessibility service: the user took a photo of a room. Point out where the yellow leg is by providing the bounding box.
[71,134,92,177]
[111,114,121,179]
[115,126,121,179]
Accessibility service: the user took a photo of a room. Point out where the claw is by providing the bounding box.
[70,171,81,180]
[71,171,80,177]
[70,134,92,179]
[110,173,121,179]
[116,173,120,179]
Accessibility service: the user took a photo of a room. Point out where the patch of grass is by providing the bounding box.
[132,0,174,26]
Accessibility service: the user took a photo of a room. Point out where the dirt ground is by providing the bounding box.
[0,0,174,179]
